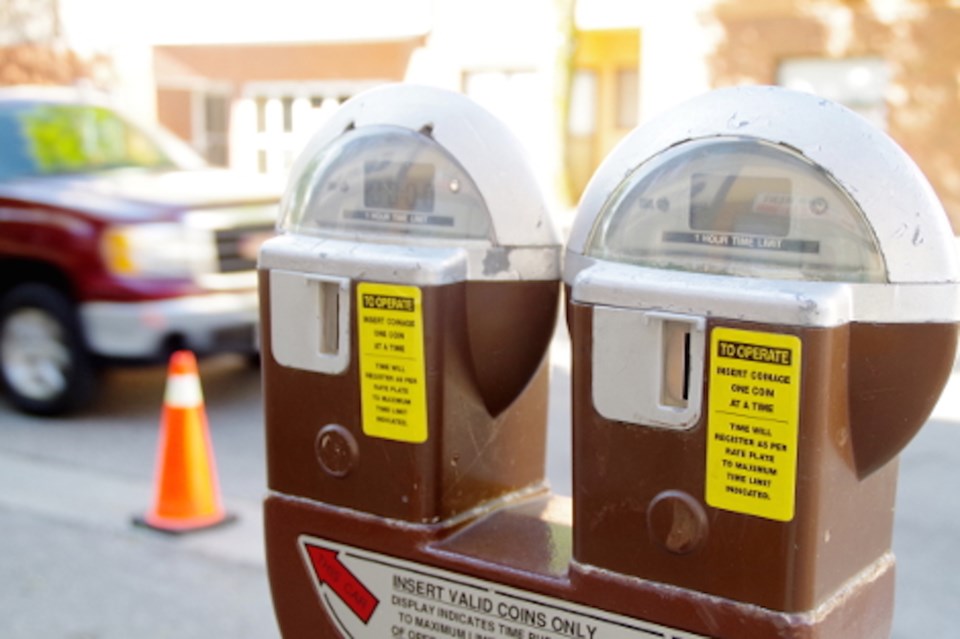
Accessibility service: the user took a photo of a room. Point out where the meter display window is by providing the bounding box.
[281,125,493,241]
[690,174,791,237]
[585,137,886,282]
[363,161,435,212]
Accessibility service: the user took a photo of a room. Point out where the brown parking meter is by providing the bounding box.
[565,86,960,637]
[260,84,957,639]
[258,85,563,636]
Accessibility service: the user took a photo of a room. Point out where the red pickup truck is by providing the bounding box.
[0,86,279,415]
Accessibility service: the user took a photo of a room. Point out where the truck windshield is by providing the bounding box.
[0,101,204,179]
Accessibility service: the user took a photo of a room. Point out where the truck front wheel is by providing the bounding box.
[0,284,98,416]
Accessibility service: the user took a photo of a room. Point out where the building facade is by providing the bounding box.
[4,0,958,229]
[705,0,960,231]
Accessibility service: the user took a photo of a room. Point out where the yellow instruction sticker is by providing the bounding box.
[705,328,801,522]
[357,283,428,443]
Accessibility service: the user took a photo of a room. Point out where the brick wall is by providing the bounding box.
[707,1,960,233]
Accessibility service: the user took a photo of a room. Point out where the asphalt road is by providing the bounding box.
[0,355,276,639]
[0,333,957,638]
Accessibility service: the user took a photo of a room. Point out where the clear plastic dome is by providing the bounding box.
[585,137,886,282]
[280,125,492,242]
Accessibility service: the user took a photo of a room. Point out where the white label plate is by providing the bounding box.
[298,535,708,639]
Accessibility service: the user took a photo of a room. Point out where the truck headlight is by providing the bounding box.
[101,223,217,278]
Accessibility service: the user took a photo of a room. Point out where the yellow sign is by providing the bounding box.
[705,327,801,522]
[357,283,428,443]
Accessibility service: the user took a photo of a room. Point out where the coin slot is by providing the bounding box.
[662,320,692,408]
[318,280,340,355]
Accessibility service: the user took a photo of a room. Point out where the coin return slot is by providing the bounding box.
[270,270,350,374]
[593,308,704,430]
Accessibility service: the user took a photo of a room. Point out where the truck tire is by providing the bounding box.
[0,283,98,415]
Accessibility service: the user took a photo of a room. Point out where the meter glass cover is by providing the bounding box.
[281,125,492,241]
[585,137,886,282]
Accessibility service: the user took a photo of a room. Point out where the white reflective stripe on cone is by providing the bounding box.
[164,374,204,408]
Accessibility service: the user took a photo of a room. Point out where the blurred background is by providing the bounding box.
[2,1,959,638]
[3,0,959,231]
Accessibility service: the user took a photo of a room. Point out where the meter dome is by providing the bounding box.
[279,84,558,251]
[569,85,959,285]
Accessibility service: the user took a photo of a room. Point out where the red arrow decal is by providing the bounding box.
[306,545,379,623]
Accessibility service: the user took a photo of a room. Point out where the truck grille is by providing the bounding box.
[214,224,275,273]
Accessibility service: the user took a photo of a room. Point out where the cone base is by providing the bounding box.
[132,512,238,536]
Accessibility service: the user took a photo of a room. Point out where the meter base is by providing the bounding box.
[265,492,894,639]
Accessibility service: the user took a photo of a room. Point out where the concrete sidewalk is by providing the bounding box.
[0,449,277,638]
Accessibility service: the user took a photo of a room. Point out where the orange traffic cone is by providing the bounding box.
[134,350,235,534]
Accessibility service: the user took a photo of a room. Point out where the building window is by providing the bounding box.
[777,57,890,129]
[282,96,294,133]
[569,70,598,136]
[616,68,639,130]
[203,93,229,166]
[255,96,268,133]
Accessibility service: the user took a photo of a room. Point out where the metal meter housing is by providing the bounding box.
[564,85,959,618]
[259,84,561,530]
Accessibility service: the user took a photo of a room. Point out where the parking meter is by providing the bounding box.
[565,86,960,637]
[259,85,561,636]
[259,84,957,639]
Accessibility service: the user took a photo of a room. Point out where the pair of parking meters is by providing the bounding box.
[259,85,959,639]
